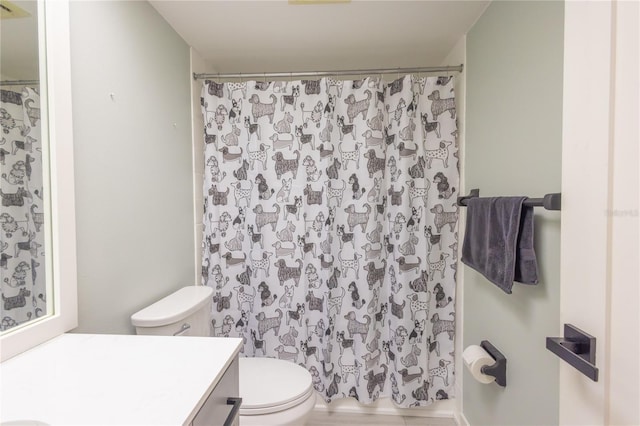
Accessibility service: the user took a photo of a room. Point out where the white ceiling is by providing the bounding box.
[150,0,490,73]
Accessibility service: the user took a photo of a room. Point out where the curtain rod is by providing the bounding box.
[0,80,40,87]
[193,64,463,80]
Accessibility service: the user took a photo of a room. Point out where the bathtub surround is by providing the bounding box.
[0,85,46,331]
[202,76,459,406]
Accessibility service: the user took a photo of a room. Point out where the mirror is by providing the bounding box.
[0,0,76,361]
[0,0,51,333]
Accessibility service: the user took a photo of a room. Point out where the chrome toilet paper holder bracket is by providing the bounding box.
[480,340,507,387]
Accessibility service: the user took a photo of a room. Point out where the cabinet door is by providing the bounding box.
[193,357,240,426]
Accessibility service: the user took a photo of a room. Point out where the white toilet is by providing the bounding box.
[131,286,316,426]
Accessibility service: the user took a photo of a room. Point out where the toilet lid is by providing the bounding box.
[239,357,314,415]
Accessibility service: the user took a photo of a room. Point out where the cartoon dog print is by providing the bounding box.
[244,116,261,140]
[364,150,385,178]
[254,173,274,200]
[248,143,270,171]
[250,251,272,277]
[234,286,256,312]
[287,303,305,327]
[433,171,456,199]
[256,308,283,338]
[407,292,430,321]
[362,260,386,290]
[272,150,300,179]
[300,101,323,128]
[421,112,440,139]
[253,204,280,232]
[336,115,356,141]
[274,112,294,134]
[344,311,371,343]
[295,126,316,150]
[339,356,362,386]
[280,85,300,111]
[249,93,277,123]
[424,140,452,168]
[327,287,345,317]
[325,179,346,206]
[430,204,458,233]
[272,241,296,259]
[364,365,388,399]
[427,253,450,280]
[339,143,361,169]
[339,251,362,279]
[427,89,456,120]
[274,259,303,287]
[347,279,366,309]
[344,203,371,232]
[344,90,372,123]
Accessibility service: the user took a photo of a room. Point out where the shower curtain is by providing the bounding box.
[0,86,46,331]
[202,75,459,406]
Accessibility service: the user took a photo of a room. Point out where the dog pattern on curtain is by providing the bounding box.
[202,75,459,407]
[0,86,46,331]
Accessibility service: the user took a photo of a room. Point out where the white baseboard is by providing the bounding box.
[455,411,470,426]
[313,396,457,420]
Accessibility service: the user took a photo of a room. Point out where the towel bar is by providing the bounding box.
[457,189,562,211]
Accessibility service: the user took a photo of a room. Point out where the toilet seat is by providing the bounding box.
[239,357,314,416]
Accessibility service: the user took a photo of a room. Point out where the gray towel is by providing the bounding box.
[461,197,539,294]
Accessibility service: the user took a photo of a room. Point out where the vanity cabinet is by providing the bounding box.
[192,357,240,426]
[0,334,241,425]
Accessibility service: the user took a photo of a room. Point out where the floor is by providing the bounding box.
[307,411,457,426]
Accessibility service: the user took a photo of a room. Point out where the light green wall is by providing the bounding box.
[464,1,564,425]
[70,1,194,334]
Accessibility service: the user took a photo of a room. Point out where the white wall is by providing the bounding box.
[463,2,564,425]
[69,1,194,334]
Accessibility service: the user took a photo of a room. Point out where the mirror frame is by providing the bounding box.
[0,0,77,362]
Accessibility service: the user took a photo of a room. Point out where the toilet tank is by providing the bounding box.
[131,286,213,337]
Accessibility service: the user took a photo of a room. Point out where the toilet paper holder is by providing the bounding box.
[480,340,507,387]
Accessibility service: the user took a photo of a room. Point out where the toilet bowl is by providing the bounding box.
[239,357,316,426]
[131,286,315,426]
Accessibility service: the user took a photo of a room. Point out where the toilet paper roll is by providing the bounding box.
[463,345,496,384]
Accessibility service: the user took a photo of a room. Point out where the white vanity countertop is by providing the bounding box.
[0,333,242,425]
